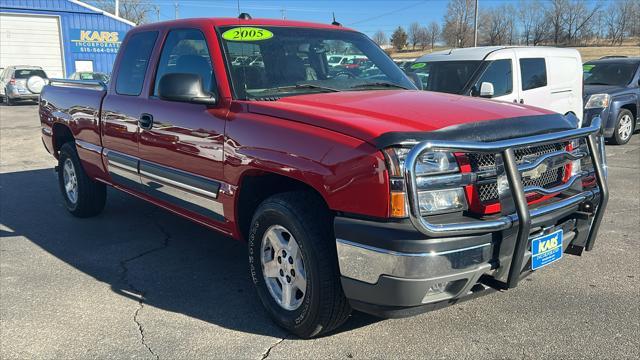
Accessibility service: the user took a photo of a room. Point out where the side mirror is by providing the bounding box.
[479,82,494,98]
[404,71,423,90]
[158,73,217,105]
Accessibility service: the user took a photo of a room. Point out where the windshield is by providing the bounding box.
[408,61,482,94]
[218,26,415,100]
[583,62,638,86]
[14,69,47,79]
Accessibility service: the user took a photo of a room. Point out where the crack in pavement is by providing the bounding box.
[260,337,287,360]
[119,211,171,360]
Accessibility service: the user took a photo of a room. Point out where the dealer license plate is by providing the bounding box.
[531,229,563,270]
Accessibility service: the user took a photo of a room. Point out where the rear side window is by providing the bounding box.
[154,28,214,96]
[520,58,547,90]
[475,59,512,97]
[116,31,158,96]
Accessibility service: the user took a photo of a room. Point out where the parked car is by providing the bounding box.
[69,71,110,82]
[393,59,416,71]
[327,54,364,68]
[0,65,48,105]
[583,57,640,145]
[40,17,608,338]
[412,47,584,125]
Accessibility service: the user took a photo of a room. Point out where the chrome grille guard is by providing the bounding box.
[403,117,609,289]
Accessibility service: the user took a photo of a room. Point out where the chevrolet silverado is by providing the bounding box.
[40,16,608,338]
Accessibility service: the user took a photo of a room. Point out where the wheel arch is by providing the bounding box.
[52,122,75,158]
[235,170,330,241]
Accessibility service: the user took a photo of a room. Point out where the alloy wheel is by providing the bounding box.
[261,225,307,311]
[618,114,633,141]
[63,158,78,204]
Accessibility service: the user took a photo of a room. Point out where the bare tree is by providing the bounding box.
[416,27,430,50]
[518,0,534,45]
[479,4,515,45]
[442,0,476,47]
[563,0,601,45]
[546,0,568,45]
[530,2,549,45]
[408,22,422,49]
[605,0,636,46]
[87,0,154,24]
[372,30,387,46]
[428,21,440,49]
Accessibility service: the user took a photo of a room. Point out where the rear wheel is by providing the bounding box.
[248,191,351,338]
[57,142,106,217]
[612,109,634,145]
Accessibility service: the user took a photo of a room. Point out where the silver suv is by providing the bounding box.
[0,66,49,105]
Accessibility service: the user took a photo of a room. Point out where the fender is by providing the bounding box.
[607,93,638,131]
[224,110,390,220]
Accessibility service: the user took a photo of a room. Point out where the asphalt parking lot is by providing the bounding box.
[1,103,638,359]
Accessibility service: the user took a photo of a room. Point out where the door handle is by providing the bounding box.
[139,113,154,130]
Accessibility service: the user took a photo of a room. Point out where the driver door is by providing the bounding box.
[137,28,228,223]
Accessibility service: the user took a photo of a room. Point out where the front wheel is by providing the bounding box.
[611,109,634,145]
[248,192,351,338]
[57,142,106,217]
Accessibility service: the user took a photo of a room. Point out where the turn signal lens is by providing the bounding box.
[390,191,407,218]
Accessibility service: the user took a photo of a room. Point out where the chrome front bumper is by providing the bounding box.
[336,239,492,285]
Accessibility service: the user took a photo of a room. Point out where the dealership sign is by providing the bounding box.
[70,29,126,54]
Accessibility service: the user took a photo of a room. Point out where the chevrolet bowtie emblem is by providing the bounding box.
[522,163,549,180]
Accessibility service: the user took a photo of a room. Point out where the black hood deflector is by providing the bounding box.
[373,113,579,149]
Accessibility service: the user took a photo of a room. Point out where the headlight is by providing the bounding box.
[383,148,459,176]
[383,147,466,217]
[585,93,610,109]
[418,188,467,215]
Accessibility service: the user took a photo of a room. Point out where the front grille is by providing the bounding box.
[468,143,567,203]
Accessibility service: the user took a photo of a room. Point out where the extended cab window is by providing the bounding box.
[474,59,512,97]
[520,58,547,91]
[154,29,214,96]
[115,31,158,96]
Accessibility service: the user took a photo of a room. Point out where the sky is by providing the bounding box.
[148,0,524,37]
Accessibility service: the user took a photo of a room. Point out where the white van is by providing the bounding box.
[412,46,584,125]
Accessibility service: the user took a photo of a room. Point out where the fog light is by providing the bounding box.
[418,188,467,215]
[423,282,449,298]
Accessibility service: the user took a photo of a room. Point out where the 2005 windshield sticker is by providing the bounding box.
[70,29,126,53]
[222,27,274,41]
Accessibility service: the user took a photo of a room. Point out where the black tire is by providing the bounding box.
[248,191,351,338]
[611,109,635,145]
[57,142,106,217]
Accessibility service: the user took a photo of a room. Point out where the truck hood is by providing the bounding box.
[246,90,555,145]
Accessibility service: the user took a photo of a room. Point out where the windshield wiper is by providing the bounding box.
[585,82,612,86]
[349,82,409,90]
[266,84,341,93]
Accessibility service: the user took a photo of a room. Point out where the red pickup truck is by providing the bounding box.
[40,17,608,338]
